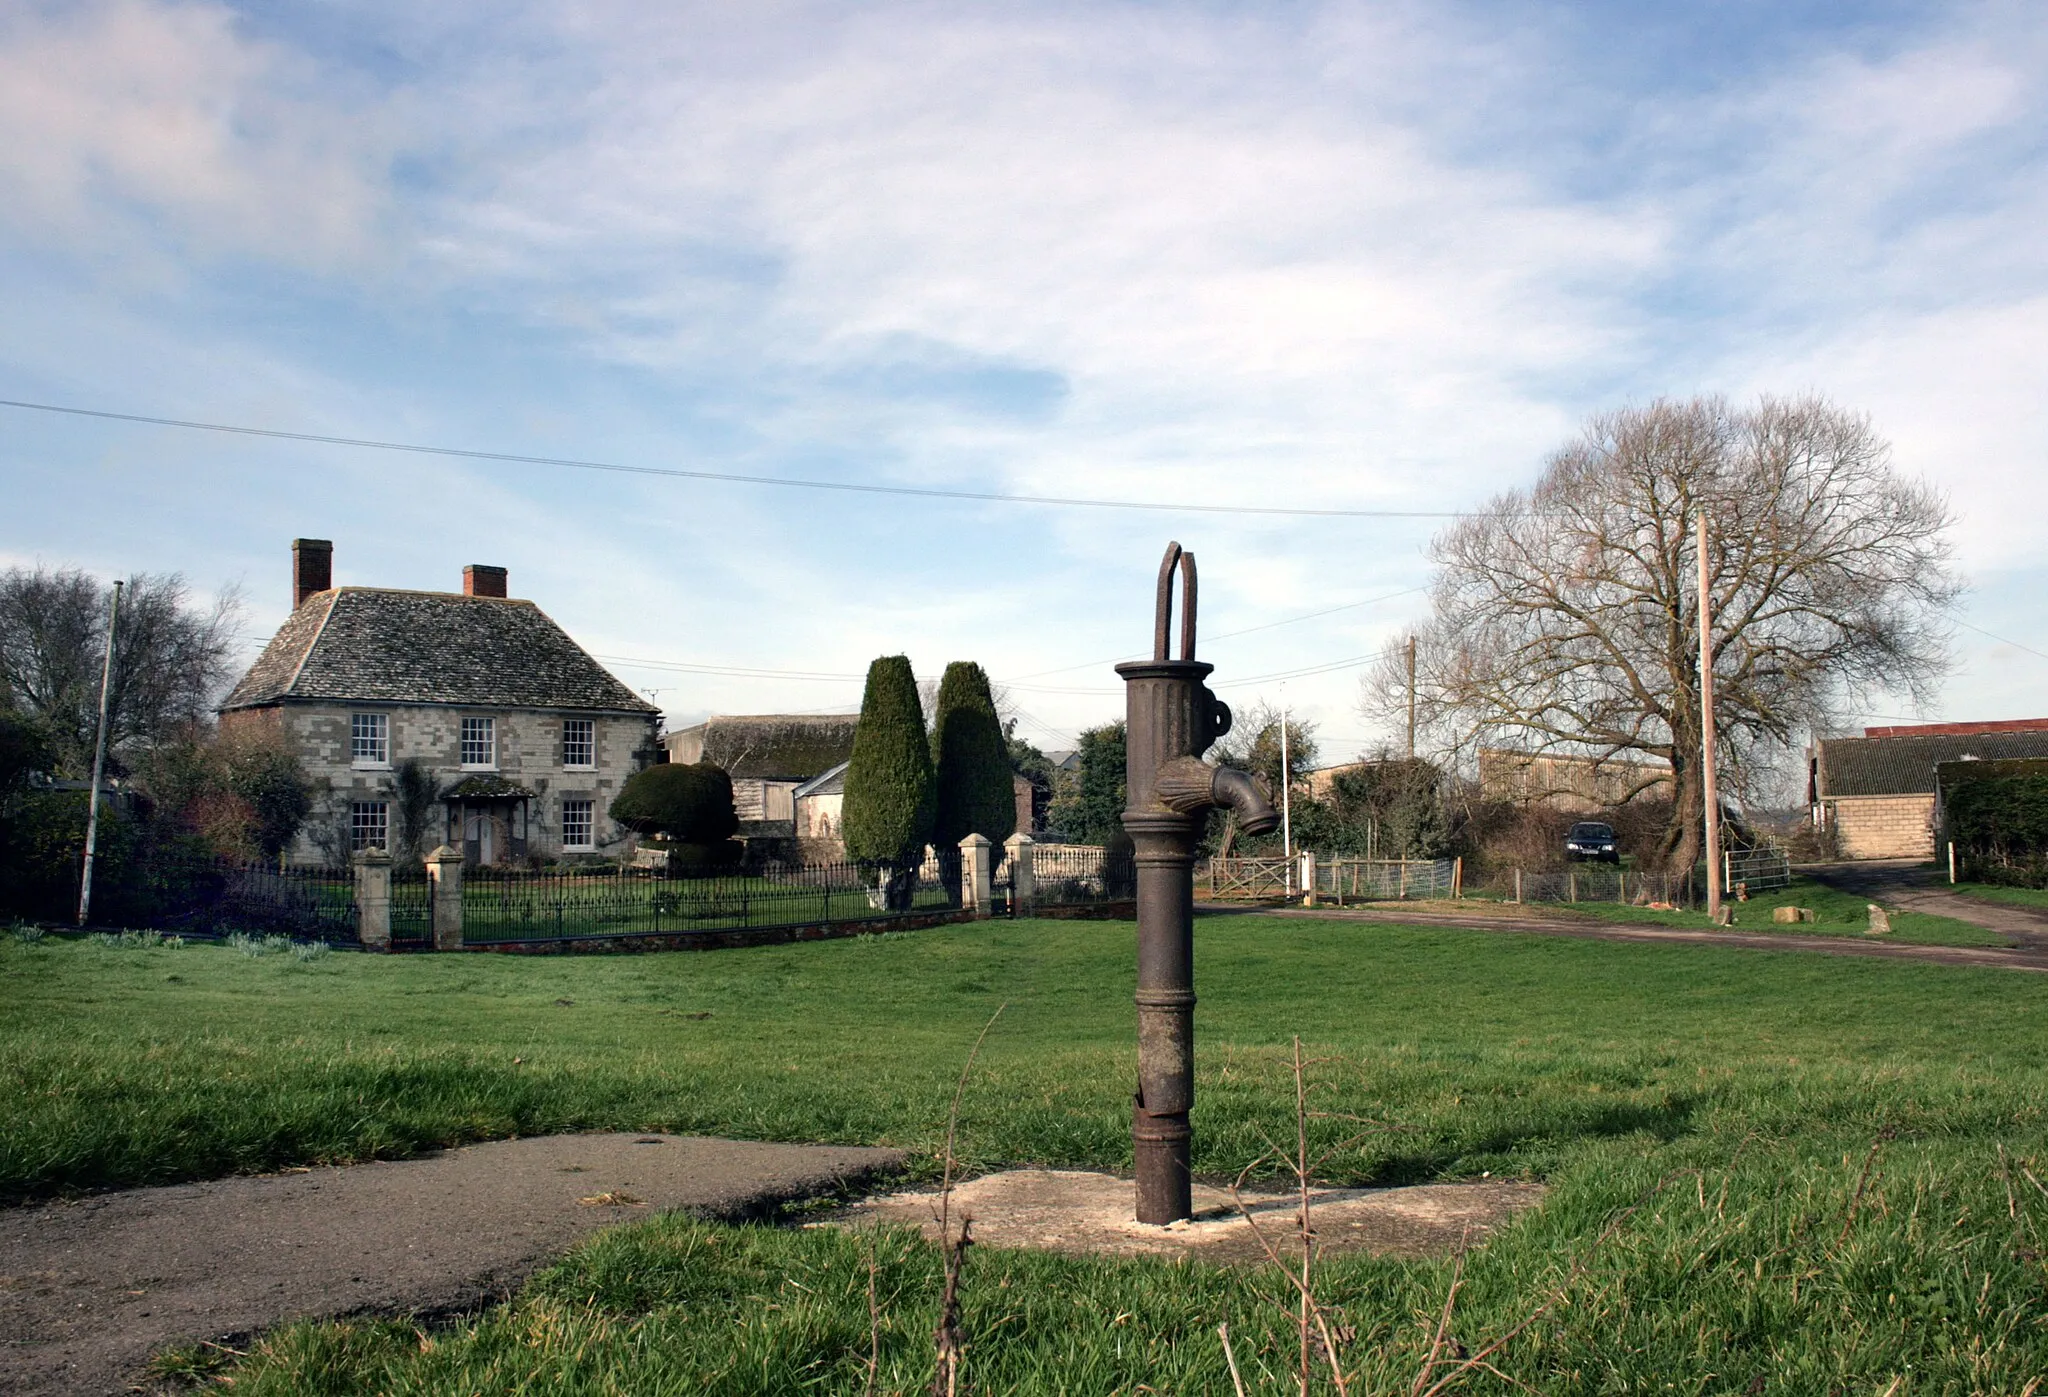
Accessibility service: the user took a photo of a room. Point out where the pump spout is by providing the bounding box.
[1152,756,1280,835]
[1212,765,1280,836]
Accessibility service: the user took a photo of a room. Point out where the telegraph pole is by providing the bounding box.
[1406,634,1418,759]
[1697,514,1722,923]
[77,579,123,927]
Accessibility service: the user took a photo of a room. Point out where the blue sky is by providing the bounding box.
[2,0,2044,767]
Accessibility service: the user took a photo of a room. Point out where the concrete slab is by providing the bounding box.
[0,1134,903,1397]
[836,1169,1545,1266]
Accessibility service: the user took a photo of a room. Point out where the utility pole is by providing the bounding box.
[1697,514,1722,923]
[77,579,123,927]
[1279,692,1293,896]
[1405,635,1418,760]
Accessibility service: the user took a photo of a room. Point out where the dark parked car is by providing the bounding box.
[1564,821,1619,863]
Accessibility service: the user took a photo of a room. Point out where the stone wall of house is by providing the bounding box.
[1829,793,1937,860]
[276,701,658,864]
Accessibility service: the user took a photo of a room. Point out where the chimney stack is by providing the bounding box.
[292,539,333,609]
[463,564,508,599]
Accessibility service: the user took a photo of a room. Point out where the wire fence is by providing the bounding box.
[1313,858,1458,902]
[1201,856,1457,902]
[1489,866,1698,908]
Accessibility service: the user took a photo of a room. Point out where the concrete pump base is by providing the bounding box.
[833,1169,1545,1266]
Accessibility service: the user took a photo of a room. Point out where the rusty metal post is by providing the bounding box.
[1118,543,1279,1224]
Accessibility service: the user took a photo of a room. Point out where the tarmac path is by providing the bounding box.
[0,1134,902,1397]
[1800,858,2048,952]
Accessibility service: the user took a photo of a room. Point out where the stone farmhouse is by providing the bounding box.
[1810,719,2048,860]
[220,539,661,866]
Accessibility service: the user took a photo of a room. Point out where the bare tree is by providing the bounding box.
[0,567,243,777]
[1366,396,1958,869]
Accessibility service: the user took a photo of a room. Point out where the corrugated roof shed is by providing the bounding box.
[1817,729,2048,797]
[221,589,658,714]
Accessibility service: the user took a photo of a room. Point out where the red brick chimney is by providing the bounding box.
[292,539,333,609]
[463,564,508,598]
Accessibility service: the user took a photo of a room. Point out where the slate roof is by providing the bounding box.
[793,760,850,799]
[1816,729,2048,797]
[664,715,858,780]
[220,589,659,715]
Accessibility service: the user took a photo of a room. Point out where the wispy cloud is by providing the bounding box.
[3,0,2044,748]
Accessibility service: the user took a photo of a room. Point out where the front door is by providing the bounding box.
[464,807,496,865]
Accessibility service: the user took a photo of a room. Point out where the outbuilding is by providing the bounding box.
[1810,720,2048,859]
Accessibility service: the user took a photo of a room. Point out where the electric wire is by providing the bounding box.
[0,397,1464,519]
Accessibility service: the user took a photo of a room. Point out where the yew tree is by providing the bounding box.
[1372,395,1958,869]
[930,661,1015,851]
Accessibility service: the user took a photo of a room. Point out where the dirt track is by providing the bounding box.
[0,1134,902,1397]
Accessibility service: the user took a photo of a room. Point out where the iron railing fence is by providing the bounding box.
[1313,858,1457,902]
[459,853,964,944]
[107,855,358,942]
[1030,843,1137,907]
[390,863,433,947]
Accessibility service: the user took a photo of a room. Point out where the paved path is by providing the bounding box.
[0,1134,903,1397]
[1255,898,2048,974]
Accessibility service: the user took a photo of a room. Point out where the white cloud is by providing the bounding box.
[0,0,400,269]
[4,0,2046,745]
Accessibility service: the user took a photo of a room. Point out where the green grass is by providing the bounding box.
[1955,881,2048,912]
[1553,875,2012,947]
[7,917,2048,1392]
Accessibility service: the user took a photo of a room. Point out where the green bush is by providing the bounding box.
[608,763,739,845]
[1052,721,1126,846]
[930,661,1014,854]
[664,840,745,875]
[1946,773,2048,886]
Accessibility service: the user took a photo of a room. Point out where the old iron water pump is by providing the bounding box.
[1118,542,1281,1224]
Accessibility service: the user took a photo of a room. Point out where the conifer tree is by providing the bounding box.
[931,661,1015,856]
[843,656,935,905]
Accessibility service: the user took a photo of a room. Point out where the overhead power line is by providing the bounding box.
[1954,618,2048,665]
[999,584,1426,682]
[0,397,1466,519]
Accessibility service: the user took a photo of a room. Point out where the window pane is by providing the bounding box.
[351,801,389,851]
[562,799,593,849]
[351,712,388,763]
[563,718,594,768]
[461,716,495,766]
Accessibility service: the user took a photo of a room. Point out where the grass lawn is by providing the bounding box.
[1955,881,2048,913]
[1547,875,2012,947]
[9,916,2048,1393]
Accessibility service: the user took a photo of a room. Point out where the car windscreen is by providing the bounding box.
[1569,824,1614,839]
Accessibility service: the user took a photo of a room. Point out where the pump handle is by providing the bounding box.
[1153,542,1199,662]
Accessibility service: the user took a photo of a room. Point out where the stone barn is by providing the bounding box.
[662,715,859,839]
